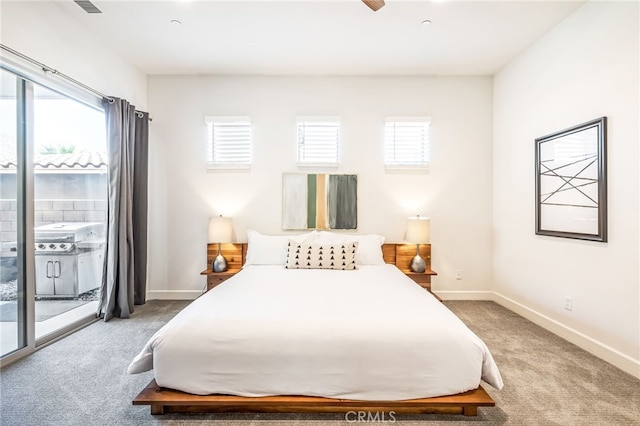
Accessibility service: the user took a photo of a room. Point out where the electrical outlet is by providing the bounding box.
[564,296,573,311]
[455,269,463,280]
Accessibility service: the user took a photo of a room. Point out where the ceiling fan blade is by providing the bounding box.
[362,0,385,12]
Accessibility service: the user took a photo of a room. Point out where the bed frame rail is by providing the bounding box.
[133,380,494,417]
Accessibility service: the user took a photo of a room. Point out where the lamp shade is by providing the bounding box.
[208,216,232,243]
[405,216,430,244]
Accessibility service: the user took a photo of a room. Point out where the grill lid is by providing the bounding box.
[35,222,105,242]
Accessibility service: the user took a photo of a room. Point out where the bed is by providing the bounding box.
[131,232,503,416]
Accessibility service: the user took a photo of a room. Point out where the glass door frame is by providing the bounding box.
[0,62,103,367]
[1,73,36,365]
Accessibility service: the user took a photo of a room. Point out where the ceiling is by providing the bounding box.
[51,0,585,76]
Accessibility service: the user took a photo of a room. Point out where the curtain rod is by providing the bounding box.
[1,44,152,121]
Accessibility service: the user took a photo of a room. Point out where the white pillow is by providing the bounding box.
[316,231,385,265]
[245,230,317,266]
[285,240,358,270]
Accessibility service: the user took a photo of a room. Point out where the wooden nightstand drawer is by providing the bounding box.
[401,270,437,285]
[207,275,229,290]
[406,273,431,285]
[401,269,442,302]
[201,269,240,291]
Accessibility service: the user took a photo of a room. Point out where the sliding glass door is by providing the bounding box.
[0,69,26,357]
[32,84,106,341]
[0,66,106,360]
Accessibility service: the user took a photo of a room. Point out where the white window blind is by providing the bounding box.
[296,117,340,165]
[384,117,431,170]
[205,116,252,169]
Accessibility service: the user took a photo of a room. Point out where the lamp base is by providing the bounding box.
[410,243,426,273]
[410,255,426,273]
[213,254,228,272]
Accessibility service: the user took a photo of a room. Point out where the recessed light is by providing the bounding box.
[421,19,432,26]
[170,19,182,26]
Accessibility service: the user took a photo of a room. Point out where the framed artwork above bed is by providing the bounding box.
[282,173,357,230]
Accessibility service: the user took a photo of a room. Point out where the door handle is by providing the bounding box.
[54,261,61,278]
[46,261,53,278]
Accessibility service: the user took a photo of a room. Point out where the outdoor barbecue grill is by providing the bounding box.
[34,222,105,298]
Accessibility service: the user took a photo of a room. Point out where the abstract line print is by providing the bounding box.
[282,173,357,230]
[536,117,606,241]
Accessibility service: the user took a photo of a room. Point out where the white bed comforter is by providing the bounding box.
[128,265,503,400]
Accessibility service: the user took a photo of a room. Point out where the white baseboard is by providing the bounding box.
[434,290,494,301]
[493,291,640,380]
[147,290,201,300]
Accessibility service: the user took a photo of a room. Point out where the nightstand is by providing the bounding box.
[200,268,241,291]
[401,269,442,302]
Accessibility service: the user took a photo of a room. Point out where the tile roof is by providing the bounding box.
[0,152,107,171]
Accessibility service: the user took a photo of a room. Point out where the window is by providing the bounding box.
[296,117,340,166]
[384,117,431,170]
[205,117,252,169]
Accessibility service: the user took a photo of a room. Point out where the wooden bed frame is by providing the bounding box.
[133,242,496,417]
[133,380,494,416]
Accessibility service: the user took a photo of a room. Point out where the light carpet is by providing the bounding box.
[0,300,638,425]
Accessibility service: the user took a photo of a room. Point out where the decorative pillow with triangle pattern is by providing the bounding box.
[285,241,358,270]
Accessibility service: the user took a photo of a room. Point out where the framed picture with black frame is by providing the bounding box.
[535,117,607,242]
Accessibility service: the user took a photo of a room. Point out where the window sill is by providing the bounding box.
[384,165,430,174]
[206,164,251,172]
[296,163,340,169]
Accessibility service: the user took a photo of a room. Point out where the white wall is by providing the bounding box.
[147,75,494,299]
[0,1,146,108]
[493,1,639,377]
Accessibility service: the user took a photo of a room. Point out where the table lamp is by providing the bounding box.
[405,215,430,273]
[208,215,232,272]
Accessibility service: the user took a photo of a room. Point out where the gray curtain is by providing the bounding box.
[132,111,149,305]
[99,97,149,321]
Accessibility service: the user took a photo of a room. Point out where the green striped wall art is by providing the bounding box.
[282,173,357,230]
